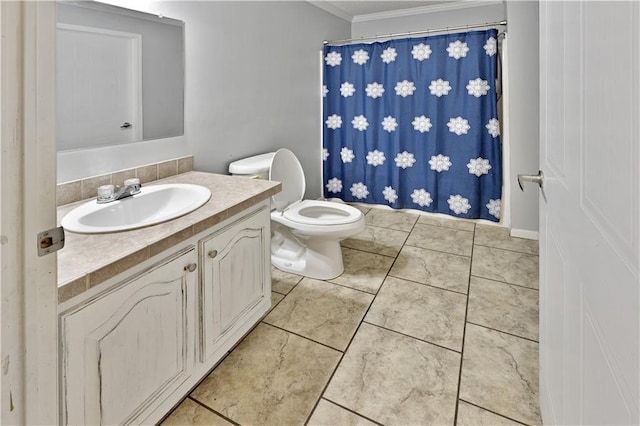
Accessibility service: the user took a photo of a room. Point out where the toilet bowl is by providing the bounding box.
[229,149,365,279]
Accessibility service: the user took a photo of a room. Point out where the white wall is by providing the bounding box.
[504,1,539,236]
[58,1,351,197]
[351,1,540,235]
[158,1,350,199]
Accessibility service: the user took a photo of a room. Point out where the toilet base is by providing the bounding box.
[271,224,345,280]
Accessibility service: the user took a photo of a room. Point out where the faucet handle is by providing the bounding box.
[124,178,142,194]
[97,184,115,203]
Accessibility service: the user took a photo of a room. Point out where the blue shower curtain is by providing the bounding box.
[322,29,502,221]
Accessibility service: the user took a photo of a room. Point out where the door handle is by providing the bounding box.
[120,122,132,129]
[517,170,544,191]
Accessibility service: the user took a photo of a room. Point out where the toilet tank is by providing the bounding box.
[228,152,275,180]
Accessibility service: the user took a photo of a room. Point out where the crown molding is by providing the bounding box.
[352,0,504,23]
[308,1,354,22]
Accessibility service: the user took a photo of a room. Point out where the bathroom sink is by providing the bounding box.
[61,183,212,233]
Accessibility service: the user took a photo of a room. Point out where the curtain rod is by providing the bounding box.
[323,19,507,46]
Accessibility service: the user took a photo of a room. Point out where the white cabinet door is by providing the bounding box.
[200,207,270,361]
[60,248,197,425]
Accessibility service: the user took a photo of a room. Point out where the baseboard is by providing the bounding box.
[510,228,539,240]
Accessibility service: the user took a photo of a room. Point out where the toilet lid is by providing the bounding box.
[269,148,306,212]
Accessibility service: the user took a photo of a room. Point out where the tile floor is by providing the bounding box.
[162,207,542,426]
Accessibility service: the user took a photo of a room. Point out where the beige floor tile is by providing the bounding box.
[365,276,466,351]
[460,324,541,425]
[330,248,394,294]
[474,224,539,255]
[468,276,539,340]
[349,204,371,215]
[342,225,409,257]
[456,401,523,425]
[307,399,377,426]
[161,398,232,426]
[190,323,341,426]
[471,246,539,289]
[390,246,471,294]
[264,278,374,351]
[417,214,476,231]
[406,223,474,257]
[271,266,303,295]
[268,291,285,315]
[324,323,460,425]
[364,208,419,232]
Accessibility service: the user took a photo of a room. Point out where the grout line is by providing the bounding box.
[303,323,364,425]
[341,244,401,259]
[386,272,470,296]
[324,279,379,296]
[469,274,539,291]
[453,223,475,425]
[260,322,345,353]
[320,397,385,426]
[282,272,381,296]
[164,335,247,425]
[400,243,474,260]
[457,398,529,425]
[303,247,394,426]
[402,241,473,258]
[473,242,539,256]
[465,321,540,343]
[362,321,462,354]
[268,293,286,313]
[271,288,290,296]
[187,397,241,426]
[357,222,413,236]
[411,221,475,233]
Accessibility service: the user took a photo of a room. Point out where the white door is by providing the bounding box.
[56,25,142,150]
[1,2,58,424]
[539,1,639,424]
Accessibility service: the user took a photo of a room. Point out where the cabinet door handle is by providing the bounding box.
[208,250,218,259]
[184,263,197,272]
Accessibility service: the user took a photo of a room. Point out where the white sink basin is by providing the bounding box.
[61,183,212,234]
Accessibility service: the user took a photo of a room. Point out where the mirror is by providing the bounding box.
[56,1,184,151]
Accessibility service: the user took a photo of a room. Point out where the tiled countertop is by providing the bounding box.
[57,171,281,303]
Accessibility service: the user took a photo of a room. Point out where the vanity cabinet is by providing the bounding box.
[200,206,270,361]
[59,200,273,425]
[59,248,198,425]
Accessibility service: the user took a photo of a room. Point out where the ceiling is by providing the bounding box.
[310,1,460,21]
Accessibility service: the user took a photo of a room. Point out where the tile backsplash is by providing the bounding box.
[57,155,194,206]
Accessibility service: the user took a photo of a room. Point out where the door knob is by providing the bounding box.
[184,263,197,272]
[517,170,544,191]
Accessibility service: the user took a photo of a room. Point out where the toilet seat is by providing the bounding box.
[283,200,362,225]
[269,149,363,230]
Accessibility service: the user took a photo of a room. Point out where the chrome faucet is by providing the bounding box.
[97,178,142,204]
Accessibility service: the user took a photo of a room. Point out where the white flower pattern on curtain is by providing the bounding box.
[322,29,502,221]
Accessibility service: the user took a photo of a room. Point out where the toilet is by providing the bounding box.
[229,149,365,280]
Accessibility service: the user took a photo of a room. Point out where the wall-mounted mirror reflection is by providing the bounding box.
[56,1,184,151]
